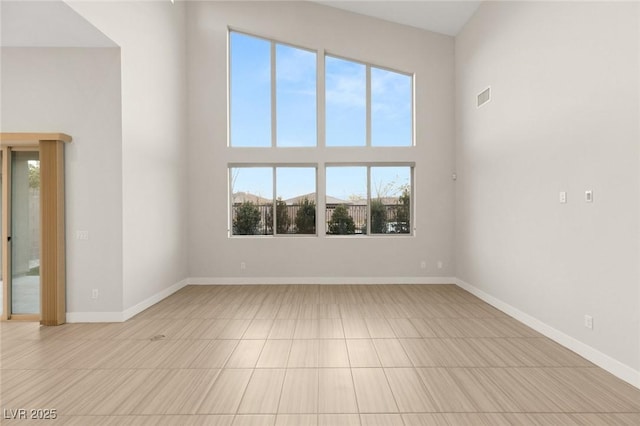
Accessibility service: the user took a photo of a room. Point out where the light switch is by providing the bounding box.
[585,190,593,203]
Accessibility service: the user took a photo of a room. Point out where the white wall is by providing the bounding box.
[455,1,639,380]
[187,1,456,282]
[67,1,189,312]
[1,47,124,314]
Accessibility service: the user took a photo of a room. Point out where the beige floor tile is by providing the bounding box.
[294,320,319,339]
[360,414,404,426]
[232,415,276,426]
[347,339,381,367]
[274,414,317,426]
[318,368,358,413]
[408,319,437,338]
[238,369,286,414]
[415,368,476,412]
[134,369,221,415]
[401,413,448,426]
[198,320,231,339]
[276,304,300,320]
[3,284,638,424]
[386,318,421,338]
[269,320,297,339]
[364,318,396,338]
[256,340,292,368]
[342,318,371,338]
[218,320,252,339]
[318,414,360,426]
[190,340,239,368]
[448,368,519,412]
[403,413,512,426]
[398,339,436,367]
[226,340,266,368]
[384,368,436,412]
[373,339,412,367]
[288,340,319,368]
[571,413,640,426]
[351,368,397,413]
[155,415,235,426]
[198,369,253,414]
[318,340,350,367]
[298,304,319,320]
[243,320,274,339]
[255,304,281,320]
[317,319,344,338]
[278,369,318,414]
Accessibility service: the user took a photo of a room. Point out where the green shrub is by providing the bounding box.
[370,199,387,234]
[233,201,262,235]
[295,198,316,234]
[328,204,356,235]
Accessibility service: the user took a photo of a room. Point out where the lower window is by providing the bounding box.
[229,164,412,237]
[230,166,317,236]
[326,165,412,236]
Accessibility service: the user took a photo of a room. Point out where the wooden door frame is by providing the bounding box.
[0,133,71,325]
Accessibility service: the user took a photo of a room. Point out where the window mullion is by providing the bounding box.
[318,49,325,148]
[272,167,277,235]
[271,41,277,148]
[366,166,371,235]
[366,65,372,147]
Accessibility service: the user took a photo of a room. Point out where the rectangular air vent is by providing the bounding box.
[477,87,491,108]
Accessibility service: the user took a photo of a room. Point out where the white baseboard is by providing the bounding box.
[455,278,640,389]
[122,278,189,321]
[66,278,189,323]
[187,276,456,285]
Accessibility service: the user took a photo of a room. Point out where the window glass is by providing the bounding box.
[230,32,271,147]
[325,56,366,147]
[276,45,317,147]
[370,166,411,234]
[276,167,316,234]
[371,67,412,146]
[231,167,273,235]
[325,166,367,235]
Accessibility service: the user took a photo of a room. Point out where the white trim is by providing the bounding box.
[66,278,189,323]
[122,278,189,321]
[66,311,124,323]
[455,278,640,389]
[188,276,455,285]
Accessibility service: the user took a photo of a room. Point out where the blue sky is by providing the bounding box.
[230,32,411,201]
[232,166,409,202]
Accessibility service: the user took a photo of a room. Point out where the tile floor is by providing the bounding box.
[1,284,639,425]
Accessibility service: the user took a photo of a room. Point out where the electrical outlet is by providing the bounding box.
[559,192,567,204]
[584,314,593,330]
[240,262,246,270]
[91,289,99,299]
[585,190,593,203]
[420,261,427,269]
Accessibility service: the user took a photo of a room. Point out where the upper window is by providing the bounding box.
[326,56,413,147]
[229,31,317,147]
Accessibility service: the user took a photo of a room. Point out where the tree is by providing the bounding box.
[328,204,356,235]
[370,199,387,234]
[233,201,262,235]
[394,186,411,234]
[295,198,316,234]
[275,199,290,234]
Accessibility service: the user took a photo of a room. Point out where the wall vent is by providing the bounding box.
[477,87,491,108]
